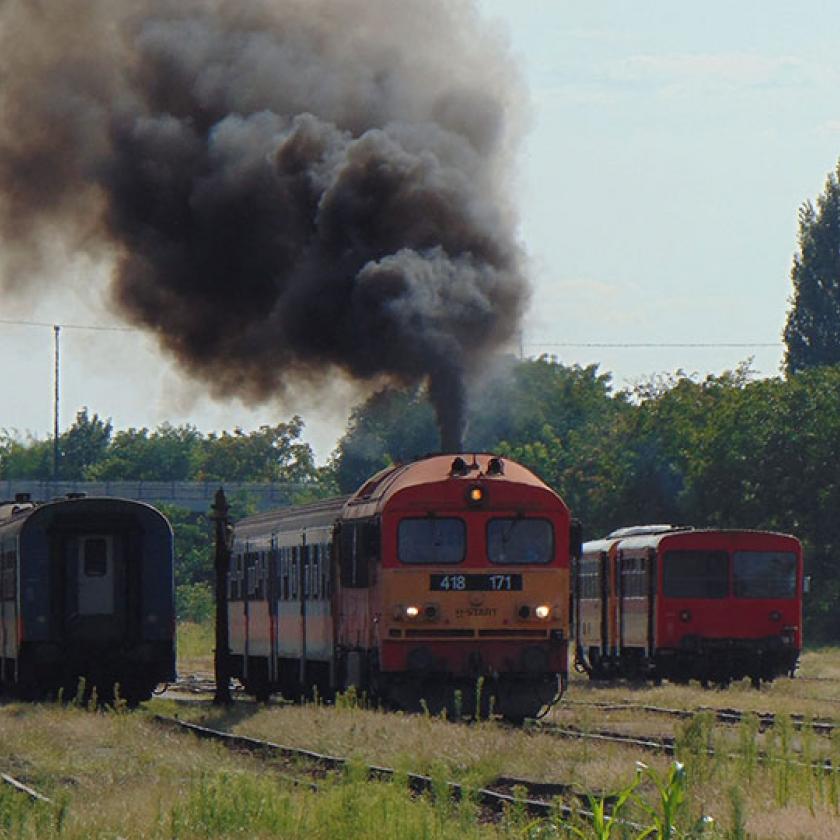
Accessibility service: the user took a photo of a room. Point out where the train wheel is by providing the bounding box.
[243,659,272,702]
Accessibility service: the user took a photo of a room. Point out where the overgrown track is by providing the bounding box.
[534,721,678,755]
[153,715,620,824]
[533,721,837,775]
[561,699,836,736]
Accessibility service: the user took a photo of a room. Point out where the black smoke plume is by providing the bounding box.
[0,0,528,451]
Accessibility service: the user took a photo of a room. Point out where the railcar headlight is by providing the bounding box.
[518,605,531,619]
[466,484,486,505]
[535,605,551,620]
[405,605,420,619]
[424,604,439,620]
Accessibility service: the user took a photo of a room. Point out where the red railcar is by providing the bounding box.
[574,525,803,686]
[227,454,578,720]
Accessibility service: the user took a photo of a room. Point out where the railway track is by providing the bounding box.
[167,679,837,741]
[153,715,627,825]
[533,721,838,776]
[560,699,836,735]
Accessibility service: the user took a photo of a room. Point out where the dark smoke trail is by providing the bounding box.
[0,0,528,451]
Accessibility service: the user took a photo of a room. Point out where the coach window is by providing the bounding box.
[398,518,465,565]
[662,550,728,598]
[312,549,321,600]
[290,549,298,599]
[320,544,329,598]
[228,554,241,601]
[1,545,15,600]
[488,518,553,565]
[580,557,600,598]
[83,538,109,577]
[255,553,265,600]
[733,551,797,599]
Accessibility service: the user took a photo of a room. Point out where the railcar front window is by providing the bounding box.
[487,518,554,565]
[398,518,465,565]
[662,550,728,598]
[733,551,797,599]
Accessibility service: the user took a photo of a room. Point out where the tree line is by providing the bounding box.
[3,356,840,640]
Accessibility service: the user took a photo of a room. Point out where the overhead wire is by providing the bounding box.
[0,317,783,347]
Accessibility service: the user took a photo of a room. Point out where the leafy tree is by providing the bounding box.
[468,356,623,454]
[57,407,113,479]
[195,417,317,483]
[87,423,202,481]
[784,160,840,373]
[332,388,439,492]
[331,358,625,494]
[0,431,52,479]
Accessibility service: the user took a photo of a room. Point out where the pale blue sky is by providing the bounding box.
[479,0,840,382]
[2,1,840,459]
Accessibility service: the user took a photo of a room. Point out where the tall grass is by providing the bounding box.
[177,620,214,672]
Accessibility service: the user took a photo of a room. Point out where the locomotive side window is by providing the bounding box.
[662,550,728,598]
[733,551,797,599]
[339,522,377,586]
[398,518,465,565]
[487,518,553,565]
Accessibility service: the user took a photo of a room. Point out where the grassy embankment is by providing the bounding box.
[2,625,836,838]
[172,625,840,837]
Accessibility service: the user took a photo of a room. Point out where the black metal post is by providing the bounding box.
[53,325,60,480]
[211,487,232,705]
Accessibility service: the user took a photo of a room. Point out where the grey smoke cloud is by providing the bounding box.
[0,0,528,451]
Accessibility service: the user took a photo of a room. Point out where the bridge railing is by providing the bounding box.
[0,480,314,513]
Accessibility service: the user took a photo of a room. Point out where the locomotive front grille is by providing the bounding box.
[478,629,548,638]
[405,628,475,638]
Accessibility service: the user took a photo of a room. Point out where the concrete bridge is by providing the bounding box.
[0,479,313,513]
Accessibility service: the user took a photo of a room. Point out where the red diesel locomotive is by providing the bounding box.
[574,525,803,687]
[227,454,579,720]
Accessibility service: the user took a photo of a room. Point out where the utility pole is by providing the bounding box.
[211,487,233,705]
[53,325,60,480]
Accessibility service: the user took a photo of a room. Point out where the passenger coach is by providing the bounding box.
[574,525,803,687]
[228,454,579,720]
[0,493,176,703]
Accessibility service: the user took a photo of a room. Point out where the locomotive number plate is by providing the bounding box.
[430,574,523,592]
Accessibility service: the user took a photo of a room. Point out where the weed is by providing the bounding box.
[735,712,759,781]
[727,785,746,840]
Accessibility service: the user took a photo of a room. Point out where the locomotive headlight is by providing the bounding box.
[392,605,404,620]
[405,605,420,619]
[535,605,551,620]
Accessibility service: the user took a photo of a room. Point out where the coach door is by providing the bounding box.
[66,532,128,642]
[618,549,655,658]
